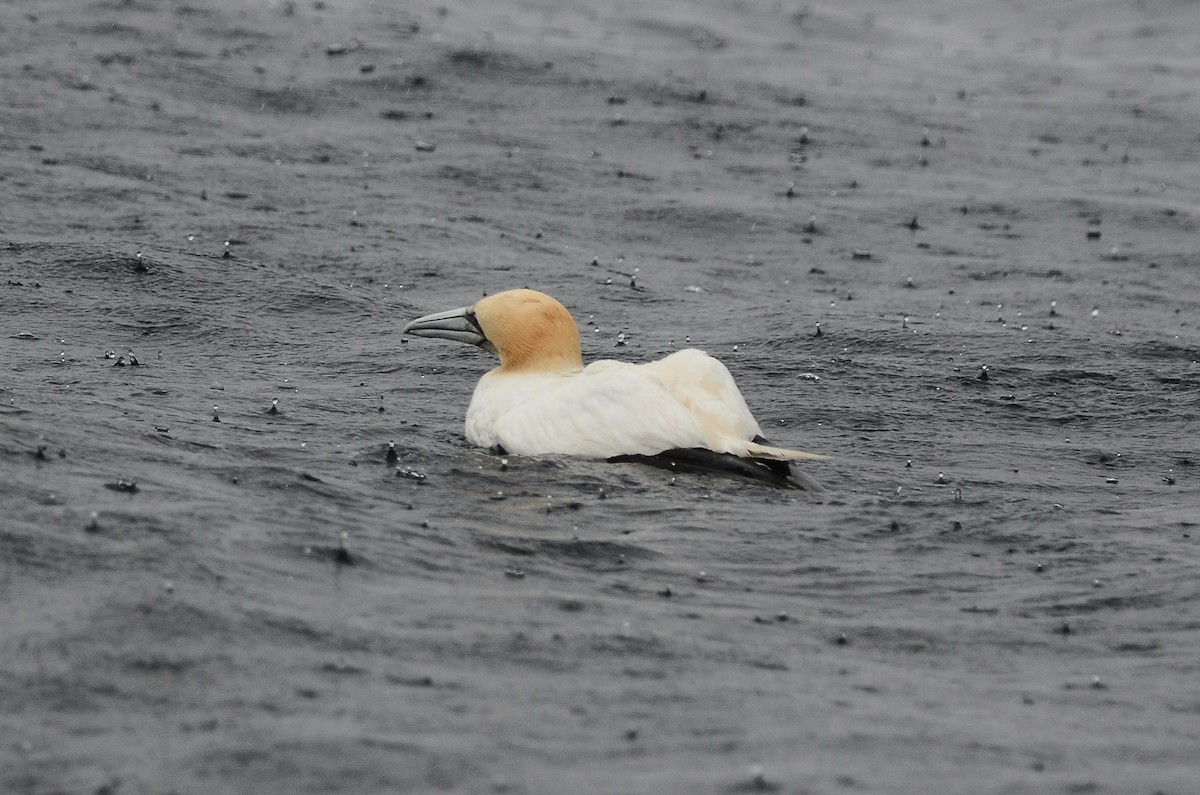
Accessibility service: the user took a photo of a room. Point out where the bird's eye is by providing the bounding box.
[465,310,483,333]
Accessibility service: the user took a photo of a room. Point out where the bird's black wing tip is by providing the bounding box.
[609,448,824,493]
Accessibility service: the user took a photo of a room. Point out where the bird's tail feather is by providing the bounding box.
[742,439,828,462]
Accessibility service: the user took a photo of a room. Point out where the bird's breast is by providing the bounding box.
[464,369,576,452]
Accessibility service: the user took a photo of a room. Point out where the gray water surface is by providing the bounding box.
[3,1,1199,793]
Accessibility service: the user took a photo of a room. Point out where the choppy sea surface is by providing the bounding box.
[3,1,1199,793]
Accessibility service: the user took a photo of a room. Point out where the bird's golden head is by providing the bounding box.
[472,289,582,372]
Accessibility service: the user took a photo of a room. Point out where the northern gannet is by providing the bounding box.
[403,289,826,489]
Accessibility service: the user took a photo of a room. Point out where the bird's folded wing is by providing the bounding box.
[644,350,827,462]
[640,349,762,447]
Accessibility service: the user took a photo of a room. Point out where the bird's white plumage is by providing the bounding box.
[465,350,757,457]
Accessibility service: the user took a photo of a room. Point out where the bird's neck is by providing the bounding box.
[498,347,583,373]
[495,324,583,373]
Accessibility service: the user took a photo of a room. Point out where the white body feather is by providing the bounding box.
[465,348,819,461]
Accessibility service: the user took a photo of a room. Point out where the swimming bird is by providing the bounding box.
[403,289,826,489]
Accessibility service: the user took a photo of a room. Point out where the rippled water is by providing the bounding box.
[3,1,1200,793]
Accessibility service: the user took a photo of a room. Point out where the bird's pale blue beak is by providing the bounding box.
[403,306,487,347]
